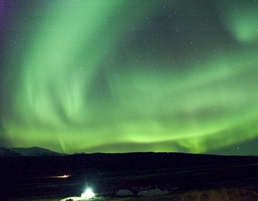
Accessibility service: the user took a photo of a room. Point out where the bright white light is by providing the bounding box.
[81,188,95,199]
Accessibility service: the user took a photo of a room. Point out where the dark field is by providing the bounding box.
[1,153,258,200]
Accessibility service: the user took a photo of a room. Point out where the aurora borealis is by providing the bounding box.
[1,0,258,155]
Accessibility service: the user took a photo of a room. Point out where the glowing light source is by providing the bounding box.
[53,174,71,179]
[81,188,95,199]
[45,174,71,179]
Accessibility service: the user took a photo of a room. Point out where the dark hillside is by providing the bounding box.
[1,152,258,200]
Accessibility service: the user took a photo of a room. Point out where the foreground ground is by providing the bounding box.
[2,153,258,200]
[10,187,258,201]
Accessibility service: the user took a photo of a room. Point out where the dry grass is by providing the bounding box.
[108,188,258,201]
[179,188,258,201]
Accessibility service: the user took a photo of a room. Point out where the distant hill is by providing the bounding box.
[0,147,66,157]
[0,147,22,157]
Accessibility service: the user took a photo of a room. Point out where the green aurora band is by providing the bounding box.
[1,1,258,154]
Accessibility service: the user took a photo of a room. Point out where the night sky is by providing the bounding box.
[1,0,258,155]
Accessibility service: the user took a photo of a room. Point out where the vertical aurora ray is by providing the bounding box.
[3,1,163,152]
[6,1,126,152]
[1,0,258,155]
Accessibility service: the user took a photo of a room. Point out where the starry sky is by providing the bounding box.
[1,0,258,155]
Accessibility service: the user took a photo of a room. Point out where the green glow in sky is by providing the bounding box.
[219,1,258,43]
[1,0,258,155]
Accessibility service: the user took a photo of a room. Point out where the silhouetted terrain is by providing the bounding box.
[0,147,66,157]
[1,148,258,200]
